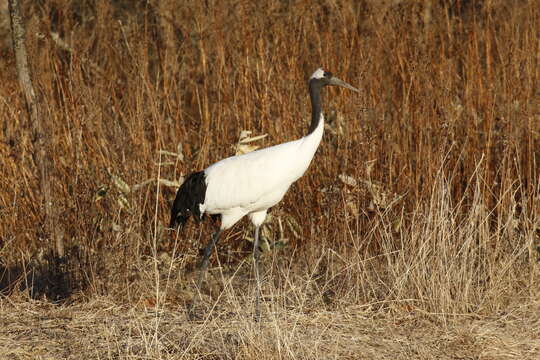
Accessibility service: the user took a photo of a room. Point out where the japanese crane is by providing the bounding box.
[170,68,359,320]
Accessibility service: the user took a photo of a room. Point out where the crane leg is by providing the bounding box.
[253,225,262,321]
[188,230,221,319]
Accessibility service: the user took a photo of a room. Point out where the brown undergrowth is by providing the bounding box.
[0,1,539,358]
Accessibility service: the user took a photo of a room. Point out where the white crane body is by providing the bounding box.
[202,115,324,229]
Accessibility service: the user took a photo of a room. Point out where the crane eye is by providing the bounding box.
[323,71,332,78]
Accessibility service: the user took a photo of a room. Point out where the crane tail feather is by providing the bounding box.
[170,171,207,229]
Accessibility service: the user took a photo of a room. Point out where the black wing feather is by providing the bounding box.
[170,171,207,228]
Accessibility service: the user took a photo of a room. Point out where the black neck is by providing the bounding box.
[308,79,324,135]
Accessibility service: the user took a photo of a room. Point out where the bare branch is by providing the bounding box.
[8,0,64,258]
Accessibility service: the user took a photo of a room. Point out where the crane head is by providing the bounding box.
[309,68,360,93]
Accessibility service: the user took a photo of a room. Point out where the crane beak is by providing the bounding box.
[329,77,360,93]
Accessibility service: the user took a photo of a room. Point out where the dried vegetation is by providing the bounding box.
[0,0,539,358]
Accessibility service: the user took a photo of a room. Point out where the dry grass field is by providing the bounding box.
[0,0,539,358]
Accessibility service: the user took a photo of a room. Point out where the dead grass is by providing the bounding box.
[1,297,539,359]
[0,0,539,358]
